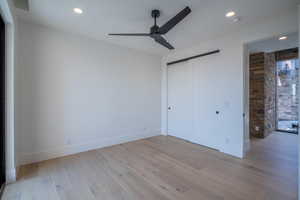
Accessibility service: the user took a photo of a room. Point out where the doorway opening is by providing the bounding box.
[244,33,298,199]
[247,33,299,138]
[276,54,299,134]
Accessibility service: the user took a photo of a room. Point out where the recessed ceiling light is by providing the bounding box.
[279,36,287,40]
[73,8,83,14]
[226,11,236,18]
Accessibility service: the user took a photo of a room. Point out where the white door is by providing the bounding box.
[167,62,194,141]
[190,56,220,150]
[167,55,220,150]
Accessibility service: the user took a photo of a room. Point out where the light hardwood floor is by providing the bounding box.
[3,132,298,200]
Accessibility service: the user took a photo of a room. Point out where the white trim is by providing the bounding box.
[20,132,160,165]
[0,0,16,183]
[243,139,251,154]
[243,43,250,156]
[5,22,15,183]
[5,168,16,184]
[161,57,169,135]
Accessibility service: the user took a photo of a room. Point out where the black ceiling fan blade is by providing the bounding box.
[159,6,191,34]
[108,33,151,36]
[152,35,174,50]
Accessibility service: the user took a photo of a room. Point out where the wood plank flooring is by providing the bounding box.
[2,132,298,200]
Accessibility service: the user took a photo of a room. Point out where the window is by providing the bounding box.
[276,59,299,133]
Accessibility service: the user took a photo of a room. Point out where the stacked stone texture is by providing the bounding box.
[264,53,276,138]
[250,53,265,138]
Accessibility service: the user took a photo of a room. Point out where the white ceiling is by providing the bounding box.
[248,32,299,53]
[15,0,299,56]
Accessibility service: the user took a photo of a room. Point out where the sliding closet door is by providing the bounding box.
[167,62,194,141]
[167,54,220,150]
[190,55,220,150]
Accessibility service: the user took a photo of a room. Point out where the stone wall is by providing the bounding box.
[264,53,276,137]
[250,53,265,138]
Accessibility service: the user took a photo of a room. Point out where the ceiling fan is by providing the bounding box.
[108,7,191,50]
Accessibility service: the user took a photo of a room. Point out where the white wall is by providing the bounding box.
[16,20,162,165]
[162,11,298,158]
[0,0,16,183]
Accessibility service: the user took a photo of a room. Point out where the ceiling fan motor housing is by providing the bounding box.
[150,25,160,34]
[151,10,160,18]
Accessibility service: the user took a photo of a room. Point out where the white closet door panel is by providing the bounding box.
[190,55,220,150]
[167,62,194,141]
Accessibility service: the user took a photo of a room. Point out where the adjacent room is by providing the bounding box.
[0,0,299,199]
[248,33,299,137]
[246,33,299,199]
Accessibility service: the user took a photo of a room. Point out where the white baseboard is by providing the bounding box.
[6,168,16,184]
[20,132,160,165]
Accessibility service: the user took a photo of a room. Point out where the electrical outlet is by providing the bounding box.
[255,126,260,131]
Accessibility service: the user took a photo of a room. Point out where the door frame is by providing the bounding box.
[0,12,5,193]
[0,0,16,184]
[243,34,300,153]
